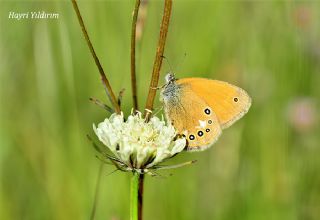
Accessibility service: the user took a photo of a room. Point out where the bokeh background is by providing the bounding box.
[1,1,320,219]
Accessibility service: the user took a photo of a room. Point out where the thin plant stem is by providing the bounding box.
[90,163,104,220]
[71,0,121,114]
[130,172,143,220]
[131,0,141,112]
[138,173,144,220]
[89,97,114,113]
[144,0,172,120]
[133,1,172,219]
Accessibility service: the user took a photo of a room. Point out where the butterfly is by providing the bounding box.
[160,73,251,151]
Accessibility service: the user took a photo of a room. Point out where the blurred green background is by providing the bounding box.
[1,0,320,219]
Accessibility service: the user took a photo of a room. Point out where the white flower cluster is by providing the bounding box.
[93,112,186,170]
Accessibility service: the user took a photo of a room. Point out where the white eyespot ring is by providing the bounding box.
[204,108,211,115]
[197,130,204,137]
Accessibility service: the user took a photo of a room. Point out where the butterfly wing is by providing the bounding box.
[176,78,251,129]
[162,84,222,151]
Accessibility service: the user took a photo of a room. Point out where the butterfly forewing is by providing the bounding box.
[176,78,251,129]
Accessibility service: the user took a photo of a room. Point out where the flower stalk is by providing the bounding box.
[137,174,144,220]
[131,0,141,112]
[71,0,121,114]
[130,2,143,217]
[144,0,172,120]
[130,172,143,220]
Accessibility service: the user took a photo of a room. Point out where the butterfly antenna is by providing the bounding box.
[175,52,187,74]
[161,55,174,74]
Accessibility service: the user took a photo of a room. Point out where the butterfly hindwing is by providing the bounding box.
[163,84,222,151]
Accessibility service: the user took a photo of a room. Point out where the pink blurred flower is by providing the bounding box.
[292,5,313,30]
[286,97,318,133]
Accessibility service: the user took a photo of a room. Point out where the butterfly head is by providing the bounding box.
[165,72,176,84]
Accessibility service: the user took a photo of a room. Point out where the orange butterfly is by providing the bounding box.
[160,73,251,151]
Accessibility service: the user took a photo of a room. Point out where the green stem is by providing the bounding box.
[130,172,144,220]
[130,0,141,112]
[90,163,104,220]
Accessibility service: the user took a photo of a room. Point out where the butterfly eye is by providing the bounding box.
[205,128,210,132]
[204,108,211,115]
[208,120,213,124]
[233,97,239,102]
[197,131,204,137]
[189,135,195,140]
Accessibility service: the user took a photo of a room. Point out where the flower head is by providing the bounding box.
[286,97,318,133]
[93,112,186,172]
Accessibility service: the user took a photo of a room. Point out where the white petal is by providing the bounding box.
[171,138,187,155]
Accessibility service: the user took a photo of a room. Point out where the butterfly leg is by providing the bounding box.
[152,105,164,116]
[150,84,166,90]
